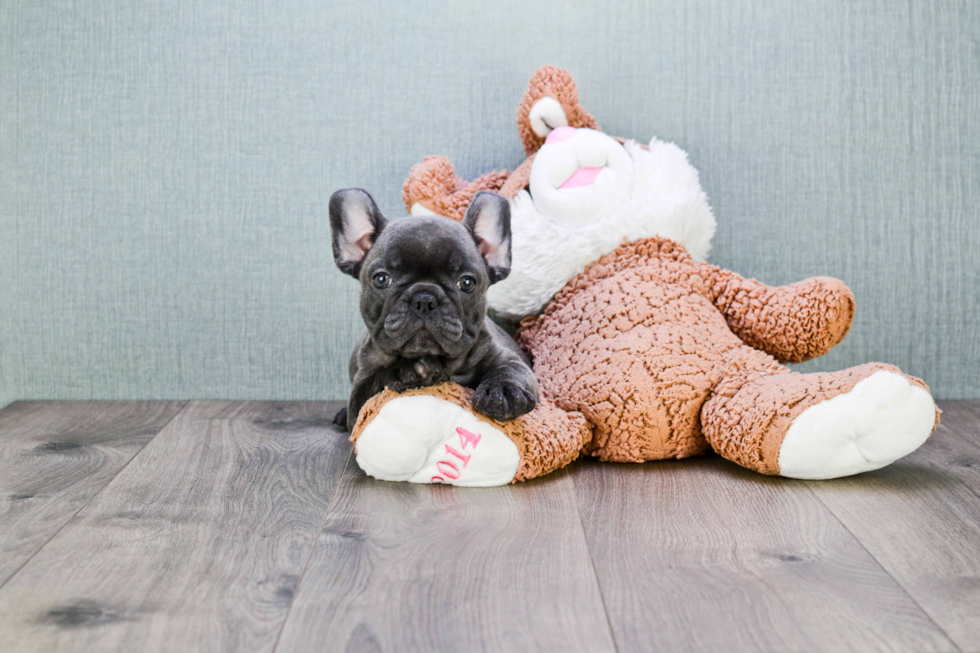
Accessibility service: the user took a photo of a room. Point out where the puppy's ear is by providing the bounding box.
[329,189,388,277]
[463,191,511,284]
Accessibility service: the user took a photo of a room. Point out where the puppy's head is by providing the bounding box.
[330,189,511,359]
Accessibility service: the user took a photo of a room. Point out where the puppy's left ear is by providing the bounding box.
[463,191,511,284]
[330,188,388,277]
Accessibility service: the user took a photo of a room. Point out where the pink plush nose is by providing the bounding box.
[545,125,577,145]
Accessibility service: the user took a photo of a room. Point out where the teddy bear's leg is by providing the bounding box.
[351,383,592,486]
[701,349,938,479]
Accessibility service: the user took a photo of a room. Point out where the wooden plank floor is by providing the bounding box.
[0,400,977,653]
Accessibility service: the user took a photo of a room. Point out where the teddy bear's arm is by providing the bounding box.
[432,169,510,222]
[402,155,511,222]
[497,156,535,200]
[697,263,855,364]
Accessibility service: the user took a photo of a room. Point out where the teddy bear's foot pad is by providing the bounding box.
[356,395,520,486]
[778,371,936,479]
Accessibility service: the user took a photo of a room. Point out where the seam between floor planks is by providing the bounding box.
[927,410,980,506]
[0,400,354,653]
[273,453,618,653]
[2,400,977,653]
[567,454,960,652]
[567,465,624,653]
[269,444,354,653]
[0,401,188,590]
[802,401,980,653]
[802,483,962,652]
[0,402,189,592]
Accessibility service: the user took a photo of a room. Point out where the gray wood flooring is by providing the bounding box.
[0,399,978,653]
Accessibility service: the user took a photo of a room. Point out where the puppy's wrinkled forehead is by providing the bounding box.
[374,217,478,273]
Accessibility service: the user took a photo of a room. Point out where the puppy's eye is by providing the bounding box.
[372,272,391,289]
[457,275,476,293]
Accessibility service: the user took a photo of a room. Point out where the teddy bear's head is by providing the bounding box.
[523,125,636,227]
[401,66,717,321]
[485,89,717,321]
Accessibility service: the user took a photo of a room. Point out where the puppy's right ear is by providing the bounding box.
[330,189,388,277]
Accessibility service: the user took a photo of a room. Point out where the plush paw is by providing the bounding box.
[402,155,458,217]
[355,395,521,486]
[472,380,537,422]
[778,371,937,479]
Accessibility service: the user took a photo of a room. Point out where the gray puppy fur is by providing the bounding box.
[329,188,538,431]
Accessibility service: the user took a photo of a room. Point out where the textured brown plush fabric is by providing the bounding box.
[698,265,855,364]
[519,237,742,462]
[514,65,599,156]
[517,237,935,470]
[497,155,535,201]
[700,360,929,474]
[402,156,511,222]
[351,382,592,483]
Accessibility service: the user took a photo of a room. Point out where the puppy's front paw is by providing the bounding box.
[473,380,537,422]
[333,406,348,429]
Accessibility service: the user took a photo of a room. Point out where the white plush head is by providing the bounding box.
[528,126,635,226]
[487,101,717,321]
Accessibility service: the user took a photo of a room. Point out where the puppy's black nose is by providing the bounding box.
[411,292,438,315]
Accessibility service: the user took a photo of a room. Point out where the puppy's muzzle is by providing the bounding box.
[383,282,464,348]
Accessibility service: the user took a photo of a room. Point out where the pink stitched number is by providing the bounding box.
[436,460,460,480]
[456,427,481,450]
[430,428,481,484]
[444,444,471,466]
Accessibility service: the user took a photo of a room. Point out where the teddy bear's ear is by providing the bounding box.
[516,65,600,157]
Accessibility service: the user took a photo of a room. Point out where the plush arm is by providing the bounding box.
[697,263,855,364]
[402,155,510,222]
[497,156,534,200]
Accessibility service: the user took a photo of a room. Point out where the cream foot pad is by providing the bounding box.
[778,371,936,479]
[355,395,520,486]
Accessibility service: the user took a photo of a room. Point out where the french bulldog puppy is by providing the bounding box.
[329,189,538,431]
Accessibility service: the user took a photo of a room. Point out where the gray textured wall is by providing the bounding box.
[1,0,978,406]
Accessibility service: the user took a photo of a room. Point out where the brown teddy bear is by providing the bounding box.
[351,66,938,486]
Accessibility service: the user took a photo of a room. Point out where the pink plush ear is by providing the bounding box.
[462,191,511,284]
[329,189,388,277]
